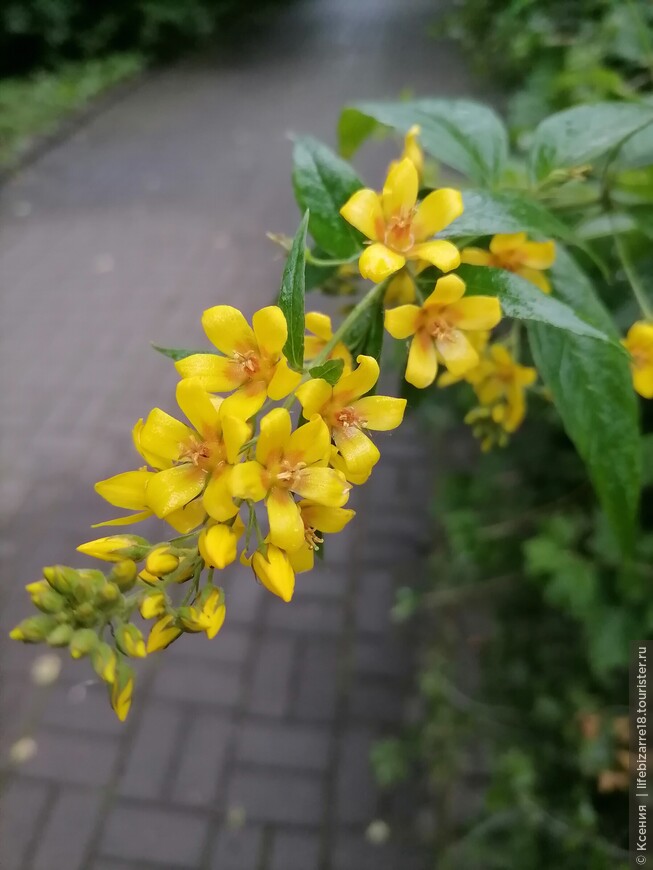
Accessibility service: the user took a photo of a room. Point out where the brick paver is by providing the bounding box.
[0,0,483,867]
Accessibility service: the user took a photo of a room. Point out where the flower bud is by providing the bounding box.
[43,565,78,596]
[145,547,179,577]
[110,661,134,722]
[177,606,210,634]
[91,642,117,684]
[146,614,182,653]
[200,524,238,570]
[46,624,74,647]
[10,614,58,643]
[166,555,198,584]
[139,592,167,620]
[109,559,137,591]
[97,583,122,607]
[71,570,106,604]
[115,624,147,658]
[25,581,65,614]
[73,602,97,626]
[69,628,98,659]
[77,535,150,562]
[251,545,295,603]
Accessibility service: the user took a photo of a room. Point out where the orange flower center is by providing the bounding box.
[333,405,365,431]
[385,209,416,253]
[273,459,307,490]
[425,314,454,342]
[491,250,524,272]
[234,350,261,377]
[178,435,226,472]
[630,346,652,370]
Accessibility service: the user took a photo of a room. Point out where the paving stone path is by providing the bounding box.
[0,1,485,866]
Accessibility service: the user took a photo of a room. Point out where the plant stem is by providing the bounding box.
[312,279,388,365]
[305,251,358,267]
[614,232,653,320]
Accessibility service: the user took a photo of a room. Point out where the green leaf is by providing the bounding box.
[527,247,641,553]
[292,137,364,259]
[309,359,344,385]
[338,99,508,185]
[439,190,576,242]
[344,297,384,364]
[152,344,213,362]
[278,211,309,372]
[529,102,653,182]
[457,264,612,342]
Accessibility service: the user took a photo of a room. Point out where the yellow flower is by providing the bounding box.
[296,355,406,477]
[438,330,490,387]
[304,312,352,370]
[139,592,167,620]
[399,125,424,177]
[340,158,462,282]
[146,614,182,653]
[329,446,371,485]
[96,378,250,528]
[110,662,134,722]
[115,624,147,658]
[175,305,302,419]
[461,233,556,294]
[385,274,502,388]
[287,501,355,574]
[384,269,417,306]
[230,410,351,553]
[245,544,296,603]
[92,643,117,684]
[467,344,537,435]
[77,535,149,563]
[623,321,653,398]
[199,516,245,569]
[145,547,179,577]
[177,587,226,639]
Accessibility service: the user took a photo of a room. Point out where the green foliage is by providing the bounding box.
[277,211,309,371]
[441,189,575,240]
[292,136,365,259]
[0,54,144,169]
[152,344,213,362]
[308,359,344,385]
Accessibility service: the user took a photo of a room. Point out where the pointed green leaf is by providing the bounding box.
[339,99,508,184]
[292,137,364,259]
[440,190,576,242]
[278,211,309,372]
[152,344,214,362]
[457,264,612,342]
[309,359,345,385]
[527,247,641,553]
[529,102,653,182]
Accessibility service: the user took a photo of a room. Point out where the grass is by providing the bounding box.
[0,53,145,170]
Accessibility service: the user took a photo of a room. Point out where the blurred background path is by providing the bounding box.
[0,0,487,867]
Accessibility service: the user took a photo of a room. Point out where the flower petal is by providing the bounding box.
[633,366,653,399]
[299,502,356,533]
[256,408,292,466]
[292,467,351,507]
[175,353,244,392]
[521,240,556,270]
[267,356,303,400]
[230,460,268,501]
[410,240,460,273]
[340,188,384,240]
[460,247,492,266]
[423,273,466,307]
[330,446,371,485]
[202,305,256,355]
[220,381,267,420]
[285,415,331,466]
[146,466,205,518]
[359,243,406,282]
[333,354,379,403]
[221,414,252,465]
[253,306,287,357]
[406,332,437,388]
[519,266,551,294]
[203,468,238,521]
[267,488,305,552]
[437,330,479,376]
[413,188,463,240]
[92,510,153,528]
[132,418,171,469]
[95,470,152,510]
[333,426,380,476]
[305,312,333,341]
[446,296,502,330]
[490,233,527,254]
[352,395,407,431]
[165,499,206,534]
[175,378,221,436]
[200,524,239,569]
[381,157,418,220]
[140,409,195,463]
[296,378,333,418]
[385,270,416,306]
[384,304,420,340]
[288,544,314,574]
